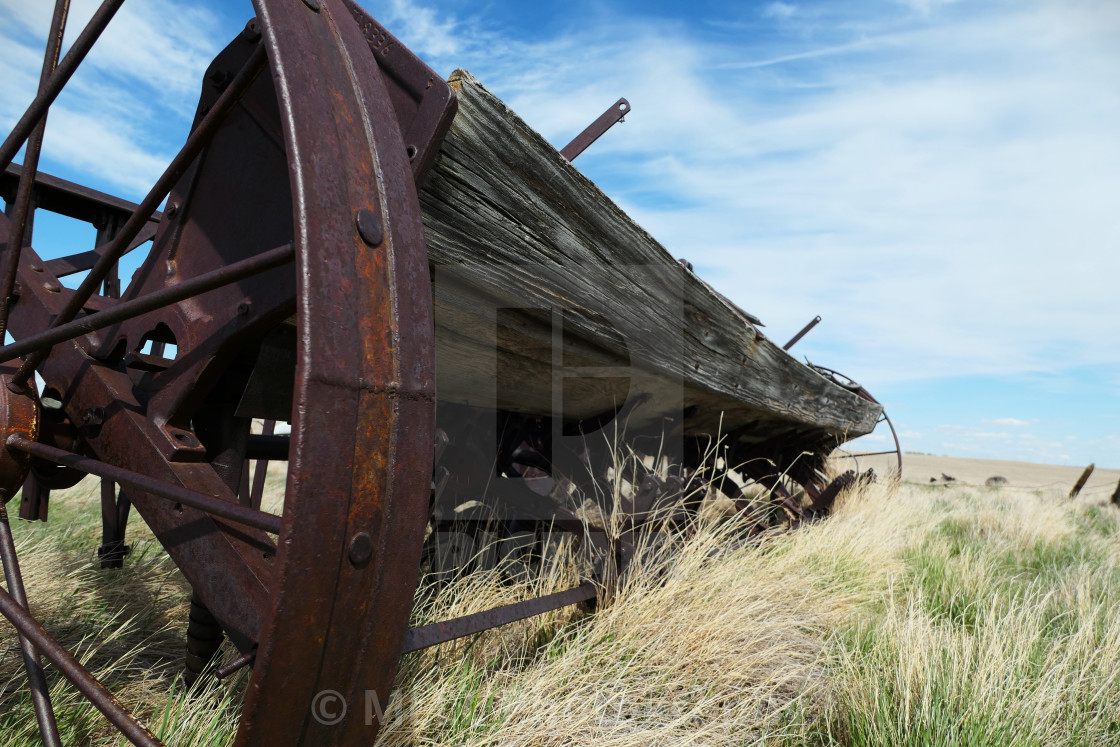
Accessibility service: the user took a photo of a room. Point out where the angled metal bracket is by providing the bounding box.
[561,97,631,161]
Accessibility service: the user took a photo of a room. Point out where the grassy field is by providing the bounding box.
[3,466,1120,745]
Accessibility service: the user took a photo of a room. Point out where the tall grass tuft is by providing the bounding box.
[4,465,1120,745]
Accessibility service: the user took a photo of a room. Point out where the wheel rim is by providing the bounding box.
[0,1,435,743]
[240,1,434,742]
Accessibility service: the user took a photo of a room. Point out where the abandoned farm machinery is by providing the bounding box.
[0,1,895,744]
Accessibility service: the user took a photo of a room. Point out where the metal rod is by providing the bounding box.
[0,582,163,746]
[248,419,276,509]
[560,98,631,161]
[881,409,903,475]
[402,582,597,653]
[0,0,125,176]
[783,315,821,351]
[6,436,283,534]
[43,223,158,278]
[215,648,256,680]
[0,242,293,365]
[0,0,72,338]
[836,450,901,458]
[2,163,161,225]
[0,502,62,747]
[11,43,269,388]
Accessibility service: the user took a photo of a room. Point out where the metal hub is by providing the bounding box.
[0,368,39,501]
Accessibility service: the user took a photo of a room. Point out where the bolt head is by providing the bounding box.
[356,208,384,247]
[348,532,373,568]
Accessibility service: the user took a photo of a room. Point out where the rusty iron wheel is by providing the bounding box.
[0,1,434,744]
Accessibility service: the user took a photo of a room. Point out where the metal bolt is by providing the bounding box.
[29,264,42,273]
[208,69,232,91]
[81,407,105,427]
[348,532,373,568]
[356,208,384,247]
[166,204,179,218]
[301,0,321,11]
[238,302,251,317]
[43,281,60,293]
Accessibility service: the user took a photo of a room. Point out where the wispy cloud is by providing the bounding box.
[763,2,799,20]
[988,418,1031,427]
[0,0,224,198]
[402,0,1120,388]
[2,0,1118,469]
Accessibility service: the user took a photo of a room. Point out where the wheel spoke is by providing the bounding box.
[0,242,293,365]
[6,435,282,534]
[0,0,72,337]
[0,0,124,176]
[11,42,269,388]
[0,502,62,747]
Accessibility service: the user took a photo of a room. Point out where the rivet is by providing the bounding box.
[301,0,321,11]
[43,281,60,293]
[166,204,179,218]
[348,532,373,568]
[238,302,251,316]
[356,208,384,247]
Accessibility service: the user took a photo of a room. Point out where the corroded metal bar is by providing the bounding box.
[783,315,821,351]
[560,98,630,161]
[0,0,124,175]
[0,0,72,338]
[0,502,61,747]
[0,581,162,747]
[0,242,293,364]
[248,420,277,510]
[7,436,282,534]
[402,582,597,653]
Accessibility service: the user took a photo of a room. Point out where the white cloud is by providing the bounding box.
[4,0,1119,411]
[372,0,463,59]
[988,418,1031,427]
[442,0,1120,387]
[0,0,223,197]
[763,2,799,20]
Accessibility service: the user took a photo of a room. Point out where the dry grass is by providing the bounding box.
[3,464,1120,745]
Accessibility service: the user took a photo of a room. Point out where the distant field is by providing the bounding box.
[848,451,1120,498]
[3,458,1120,745]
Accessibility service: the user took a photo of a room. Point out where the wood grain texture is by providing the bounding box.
[421,70,880,440]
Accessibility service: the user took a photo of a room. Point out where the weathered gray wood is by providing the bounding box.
[421,70,879,439]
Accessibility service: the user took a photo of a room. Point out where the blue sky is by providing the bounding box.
[2,0,1118,466]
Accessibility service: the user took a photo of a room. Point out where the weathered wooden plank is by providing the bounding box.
[421,70,879,439]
